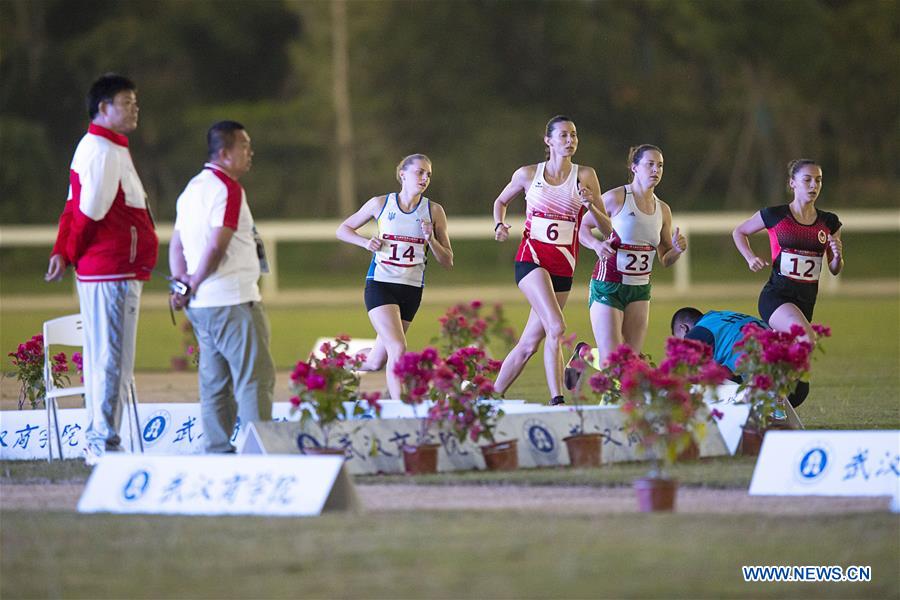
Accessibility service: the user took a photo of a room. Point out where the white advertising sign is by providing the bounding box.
[749,431,900,509]
[241,403,733,474]
[77,454,358,516]
[0,408,87,460]
[0,403,301,460]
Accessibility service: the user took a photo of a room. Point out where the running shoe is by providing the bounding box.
[564,341,590,391]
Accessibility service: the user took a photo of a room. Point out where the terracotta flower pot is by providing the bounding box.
[741,426,766,456]
[633,477,677,512]
[563,433,603,468]
[677,439,700,462]
[481,439,518,471]
[170,356,188,371]
[402,443,441,475]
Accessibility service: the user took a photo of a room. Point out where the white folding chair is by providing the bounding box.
[43,315,87,461]
[42,314,144,460]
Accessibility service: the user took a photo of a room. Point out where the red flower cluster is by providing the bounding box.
[589,339,730,471]
[7,334,82,409]
[394,346,503,445]
[433,300,517,355]
[289,336,381,447]
[734,322,831,430]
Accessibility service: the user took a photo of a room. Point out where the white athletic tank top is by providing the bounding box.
[593,185,663,285]
[367,192,432,287]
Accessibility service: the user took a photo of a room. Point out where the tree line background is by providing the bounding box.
[1,0,897,225]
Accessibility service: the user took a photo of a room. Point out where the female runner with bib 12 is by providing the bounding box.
[336,154,453,400]
[493,115,612,406]
[732,159,843,344]
[573,144,687,377]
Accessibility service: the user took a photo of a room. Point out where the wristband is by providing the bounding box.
[494,222,505,232]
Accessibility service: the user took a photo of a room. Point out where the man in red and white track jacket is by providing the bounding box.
[46,74,158,464]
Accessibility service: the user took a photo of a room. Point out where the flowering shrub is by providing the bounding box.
[7,334,82,409]
[394,346,504,446]
[734,323,830,430]
[432,300,517,355]
[289,335,381,447]
[564,344,645,435]
[592,340,730,473]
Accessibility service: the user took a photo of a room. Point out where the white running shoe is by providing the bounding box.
[83,444,104,466]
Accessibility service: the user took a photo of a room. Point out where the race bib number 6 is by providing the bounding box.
[531,214,575,245]
[781,249,823,282]
[616,244,655,275]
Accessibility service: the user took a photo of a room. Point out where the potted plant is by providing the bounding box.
[394,346,512,472]
[561,343,629,467]
[432,300,517,356]
[7,334,79,409]
[733,323,830,455]
[392,346,446,474]
[593,339,730,511]
[289,336,381,455]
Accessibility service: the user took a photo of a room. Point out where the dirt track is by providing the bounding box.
[0,482,891,515]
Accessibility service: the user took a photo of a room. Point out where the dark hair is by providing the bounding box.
[87,73,136,120]
[207,120,246,160]
[543,115,575,159]
[395,153,431,183]
[627,144,663,182]
[786,158,821,191]
[670,306,703,335]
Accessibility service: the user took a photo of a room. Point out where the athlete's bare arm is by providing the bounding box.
[336,195,387,252]
[493,165,536,242]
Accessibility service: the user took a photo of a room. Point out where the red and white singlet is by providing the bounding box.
[514,162,584,277]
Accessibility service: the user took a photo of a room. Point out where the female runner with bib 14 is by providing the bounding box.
[732,159,843,344]
[336,154,453,400]
[492,115,612,405]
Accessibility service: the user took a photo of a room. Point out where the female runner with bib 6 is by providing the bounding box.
[492,115,611,406]
[337,154,453,400]
[732,159,843,343]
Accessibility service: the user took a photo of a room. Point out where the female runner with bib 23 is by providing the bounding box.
[732,159,843,343]
[578,145,687,368]
[493,116,611,405]
[337,154,453,400]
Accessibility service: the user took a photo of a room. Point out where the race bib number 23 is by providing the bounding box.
[616,244,655,276]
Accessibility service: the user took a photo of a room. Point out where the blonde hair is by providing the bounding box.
[396,154,431,183]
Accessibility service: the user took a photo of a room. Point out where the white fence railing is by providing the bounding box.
[1,210,897,298]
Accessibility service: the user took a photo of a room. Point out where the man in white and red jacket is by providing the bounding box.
[46,73,158,464]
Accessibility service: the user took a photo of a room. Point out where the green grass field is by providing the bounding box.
[2,510,896,599]
[3,296,898,428]
[1,287,898,598]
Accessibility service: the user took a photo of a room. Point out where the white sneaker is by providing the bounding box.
[83,444,104,466]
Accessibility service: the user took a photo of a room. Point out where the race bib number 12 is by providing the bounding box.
[781,249,823,282]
